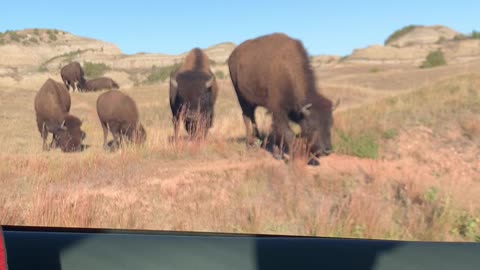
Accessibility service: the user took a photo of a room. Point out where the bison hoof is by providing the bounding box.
[272,151,283,160]
[307,158,320,166]
[106,140,120,152]
[246,138,260,148]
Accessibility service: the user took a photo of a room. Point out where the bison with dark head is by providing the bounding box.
[228,33,339,165]
[60,61,86,92]
[34,78,86,152]
[83,77,119,92]
[169,48,219,139]
[96,90,146,150]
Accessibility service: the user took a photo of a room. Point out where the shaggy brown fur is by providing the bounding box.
[169,48,219,138]
[96,90,146,150]
[60,62,86,92]
[228,33,339,164]
[34,78,86,152]
[83,77,119,92]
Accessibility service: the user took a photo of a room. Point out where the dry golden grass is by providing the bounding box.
[0,69,479,242]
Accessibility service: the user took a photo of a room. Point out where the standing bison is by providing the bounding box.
[96,90,146,150]
[169,48,219,139]
[34,78,86,152]
[228,33,339,165]
[83,77,119,92]
[60,61,86,92]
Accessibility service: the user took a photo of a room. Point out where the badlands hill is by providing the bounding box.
[0,28,235,89]
[1,25,480,90]
[1,25,480,77]
[344,25,480,65]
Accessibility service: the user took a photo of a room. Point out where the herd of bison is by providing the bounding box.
[34,33,339,165]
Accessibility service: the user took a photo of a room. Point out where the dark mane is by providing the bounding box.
[192,48,204,71]
[177,70,210,82]
[294,39,332,110]
[295,40,318,97]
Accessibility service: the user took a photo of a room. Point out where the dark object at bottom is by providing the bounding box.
[2,225,480,270]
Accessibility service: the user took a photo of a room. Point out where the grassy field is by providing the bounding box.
[0,69,479,242]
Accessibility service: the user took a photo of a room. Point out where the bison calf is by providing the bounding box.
[96,90,146,150]
[228,33,339,165]
[60,61,86,92]
[83,77,119,92]
[34,78,86,152]
[169,48,219,139]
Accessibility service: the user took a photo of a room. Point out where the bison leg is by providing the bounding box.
[201,111,213,139]
[66,80,73,92]
[172,116,180,141]
[240,104,259,147]
[271,113,295,160]
[101,122,109,149]
[39,122,49,151]
[112,132,122,147]
[49,134,59,149]
[185,119,196,138]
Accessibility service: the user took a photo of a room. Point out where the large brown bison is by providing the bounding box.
[96,90,146,150]
[228,33,339,165]
[34,78,86,152]
[83,77,119,92]
[60,61,86,92]
[169,48,219,138]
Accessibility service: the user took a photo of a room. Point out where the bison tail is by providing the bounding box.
[113,81,120,89]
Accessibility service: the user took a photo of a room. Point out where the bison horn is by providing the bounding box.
[58,120,67,130]
[301,103,312,116]
[170,77,178,89]
[205,77,214,88]
[332,98,341,112]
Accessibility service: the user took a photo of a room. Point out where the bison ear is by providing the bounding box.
[332,99,341,112]
[205,76,214,89]
[300,103,312,117]
[170,77,178,89]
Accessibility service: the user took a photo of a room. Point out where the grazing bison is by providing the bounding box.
[83,77,119,92]
[60,61,86,92]
[34,78,86,152]
[228,33,339,165]
[169,48,219,138]
[96,90,146,150]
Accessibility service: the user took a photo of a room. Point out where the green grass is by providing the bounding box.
[38,49,93,72]
[333,75,479,158]
[420,50,447,69]
[381,128,398,140]
[8,31,21,42]
[470,30,480,39]
[144,63,181,84]
[385,25,419,45]
[452,212,479,240]
[83,61,110,78]
[334,130,379,159]
[46,30,57,42]
[338,55,350,62]
[28,37,39,44]
[453,30,480,41]
[215,70,225,79]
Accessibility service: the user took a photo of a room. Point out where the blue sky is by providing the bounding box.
[2,1,479,56]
